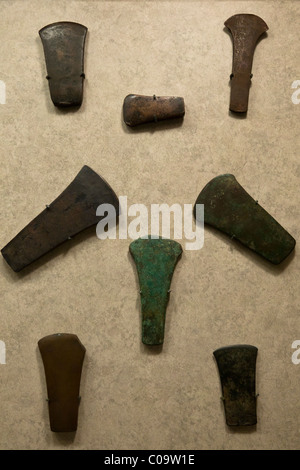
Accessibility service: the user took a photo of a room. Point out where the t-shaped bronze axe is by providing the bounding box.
[225,14,268,113]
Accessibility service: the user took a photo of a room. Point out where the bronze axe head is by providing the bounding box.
[214,345,258,426]
[123,94,185,127]
[129,237,182,345]
[193,174,295,265]
[39,22,87,108]
[1,165,119,272]
[225,14,268,113]
[38,333,86,432]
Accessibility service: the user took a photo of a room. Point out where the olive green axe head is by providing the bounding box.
[194,174,295,265]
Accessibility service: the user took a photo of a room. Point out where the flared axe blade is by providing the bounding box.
[1,165,119,272]
[193,174,295,264]
[38,333,86,432]
[225,14,268,113]
[39,22,87,108]
[129,237,182,345]
[214,345,258,426]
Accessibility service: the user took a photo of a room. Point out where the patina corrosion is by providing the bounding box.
[123,94,185,126]
[1,166,119,272]
[129,237,182,345]
[39,22,87,107]
[194,174,295,264]
[225,14,268,113]
[214,345,258,426]
[38,333,86,432]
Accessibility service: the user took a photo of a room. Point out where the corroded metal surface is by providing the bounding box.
[193,174,295,264]
[214,345,258,426]
[1,166,119,272]
[225,14,268,113]
[123,94,185,126]
[38,333,86,432]
[129,237,182,345]
[39,22,87,107]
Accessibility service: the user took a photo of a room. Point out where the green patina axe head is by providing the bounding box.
[193,174,296,264]
[129,236,182,346]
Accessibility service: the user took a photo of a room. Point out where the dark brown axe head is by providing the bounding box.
[214,345,258,426]
[1,165,119,272]
[39,22,87,108]
[225,14,268,113]
[123,94,185,127]
[38,333,86,432]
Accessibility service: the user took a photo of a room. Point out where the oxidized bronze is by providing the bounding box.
[1,165,119,272]
[38,333,86,432]
[123,94,185,126]
[129,237,182,345]
[39,22,87,107]
[225,14,268,113]
[193,174,295,264]
[214,345,258,426]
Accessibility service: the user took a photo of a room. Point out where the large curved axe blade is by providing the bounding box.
[225,14,268,113]
[193,174,295,264]
[129,237,182,345]
[1,165,119,272]
[214,345,258,426]
[39,21,87,108]
[38,333,86,432]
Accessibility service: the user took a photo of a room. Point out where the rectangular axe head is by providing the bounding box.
[123,94,185,127]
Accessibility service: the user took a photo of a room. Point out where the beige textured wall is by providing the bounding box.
[0,0,299,450]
